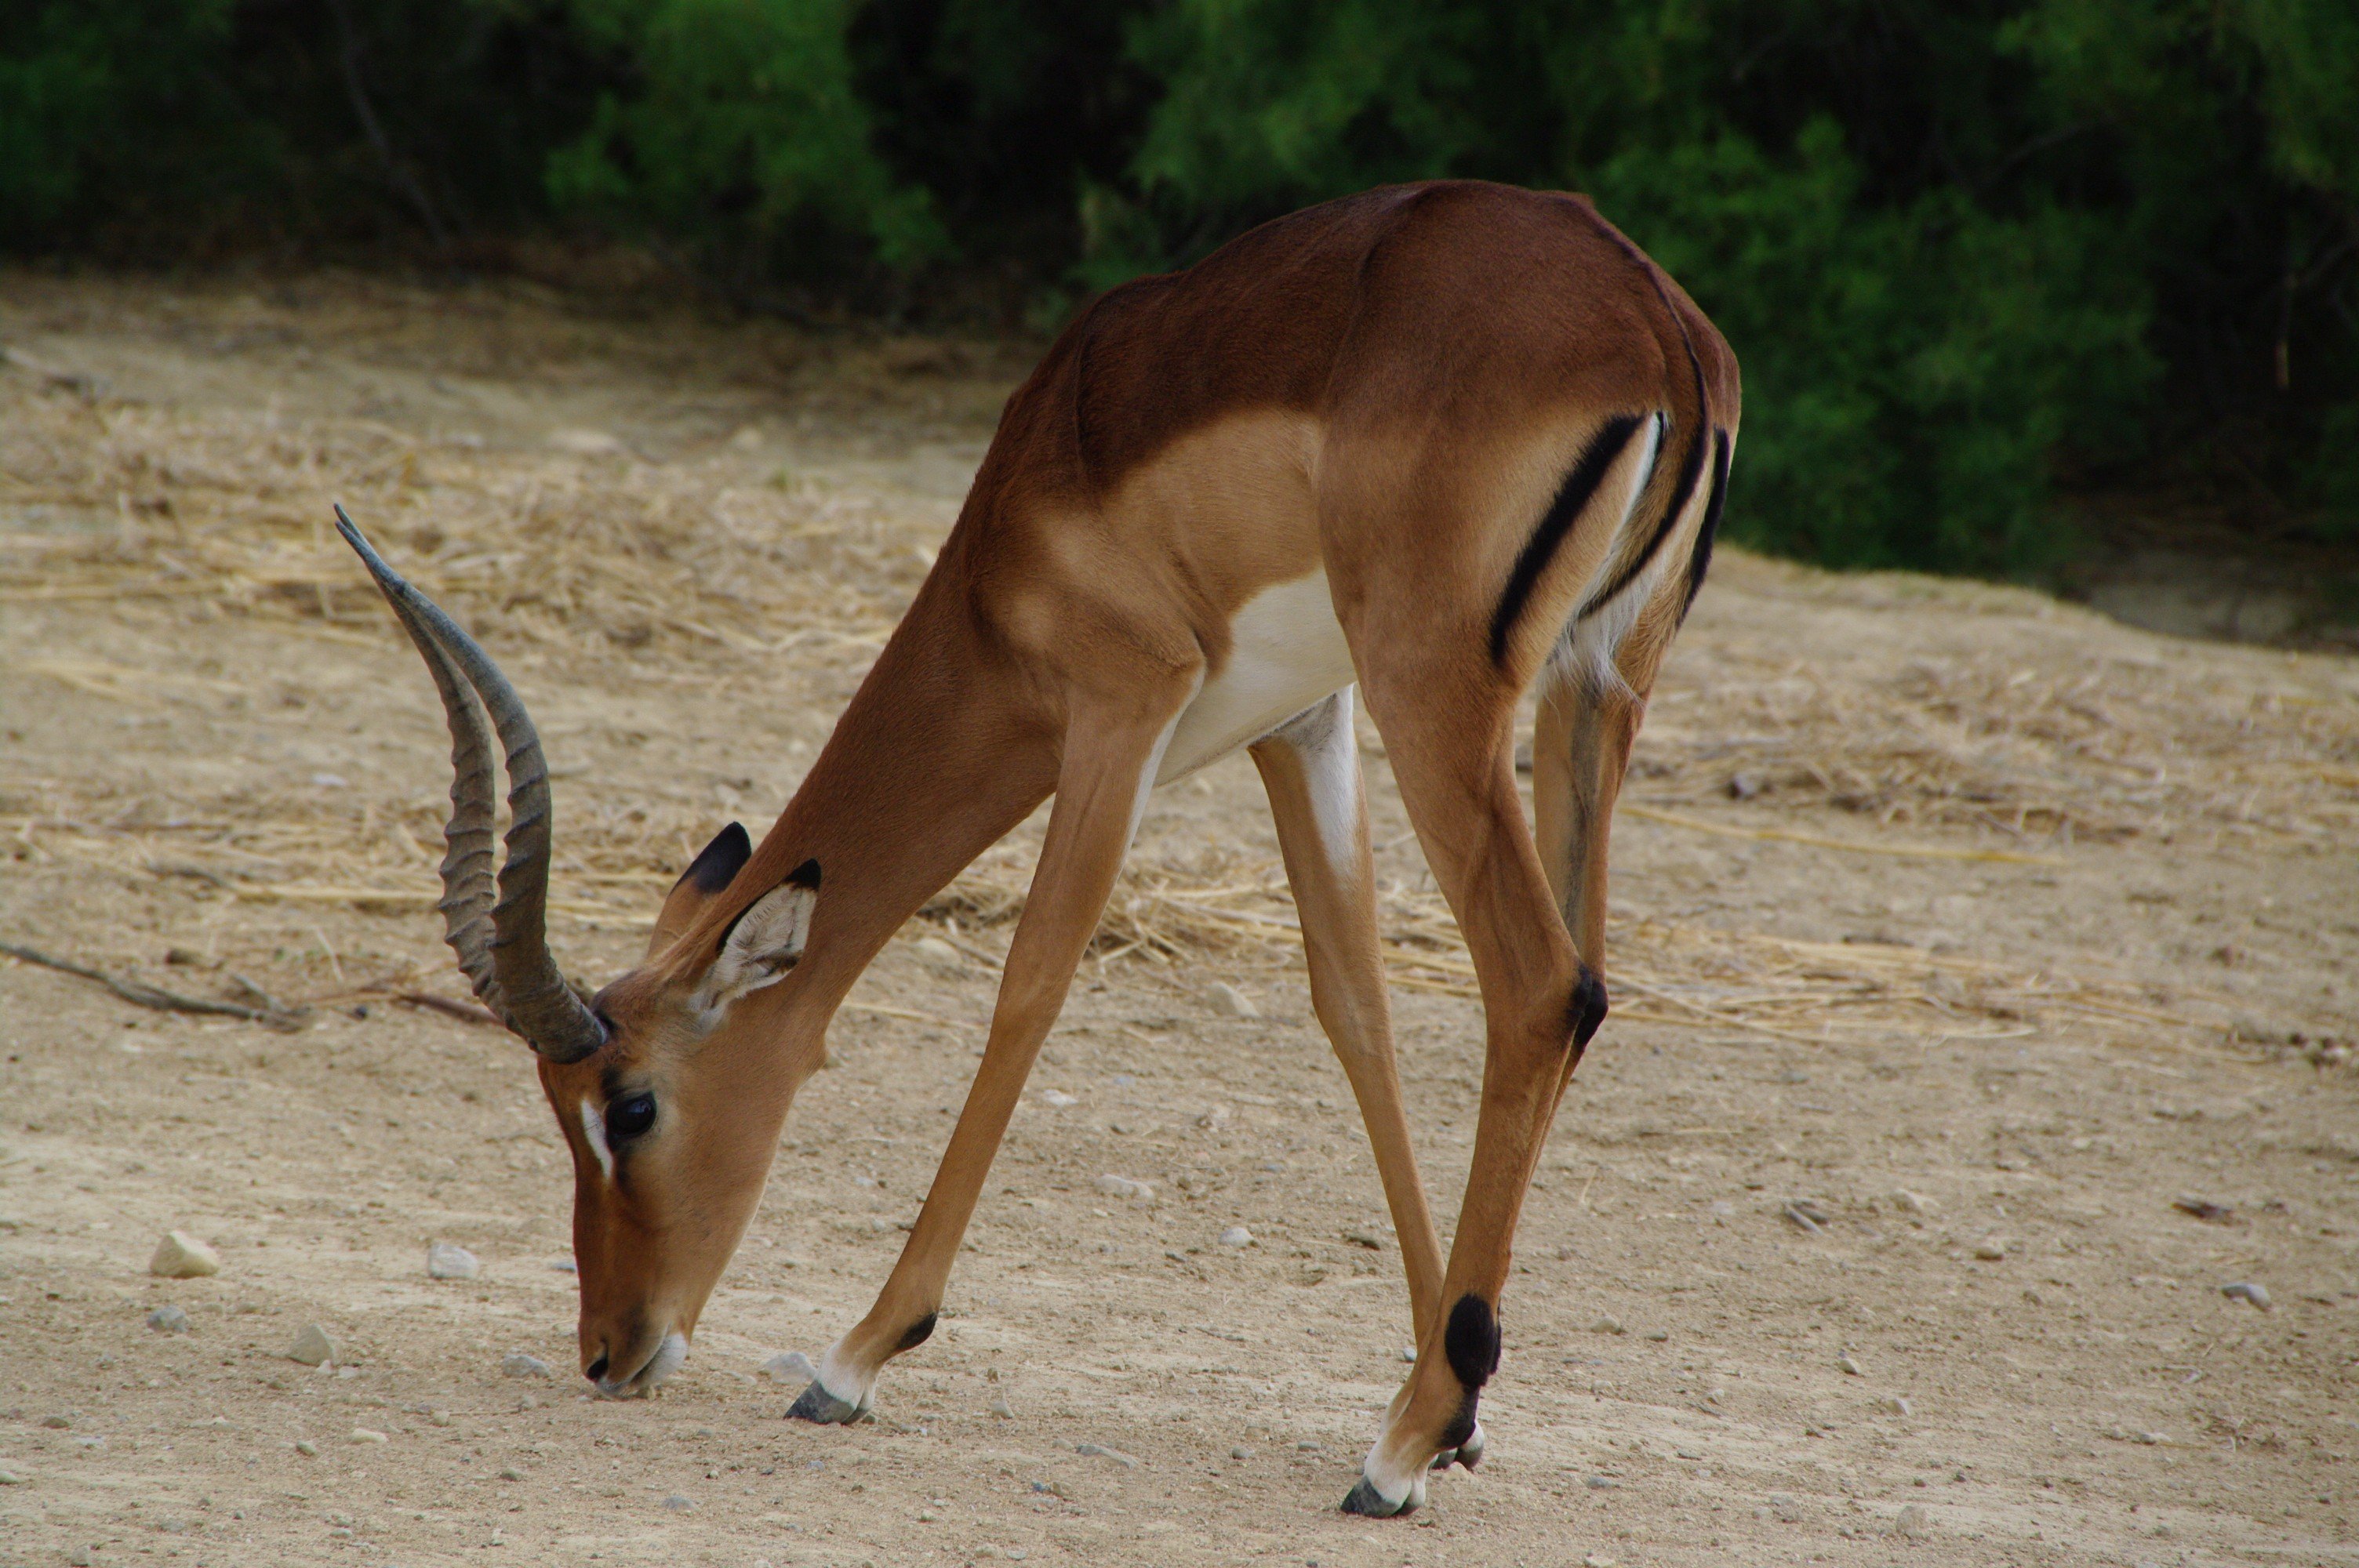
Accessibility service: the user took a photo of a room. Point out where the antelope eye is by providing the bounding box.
[605,1092,657,1141]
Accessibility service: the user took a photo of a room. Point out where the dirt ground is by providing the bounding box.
[2,273,2357,1568]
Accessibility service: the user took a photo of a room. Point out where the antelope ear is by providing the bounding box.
[699,859,820,1009]
[648,822,752,958]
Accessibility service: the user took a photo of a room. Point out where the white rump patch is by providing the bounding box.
[1560,412,1692,695]
[1158,571,1355,784]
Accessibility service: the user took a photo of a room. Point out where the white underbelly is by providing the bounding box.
[1156,570,1356,784]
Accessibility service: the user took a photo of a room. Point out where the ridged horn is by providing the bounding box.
[333,506,607,1063]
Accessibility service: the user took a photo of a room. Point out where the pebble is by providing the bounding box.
[1589,1316,1627,1335]
[1094,1174,1154,1200]
[1892,1189,1934,1214]
[1583,1555,1619,1568]
[1643,1329,1670,1342]
[1972,1239,2008,1261]
[1218,1225,1254,1247]
[1075,1441,1138,1468]
[762,1351,819,1385]
[2221,1281,2273,1312]
[501,1352,552,1378]
[1769,1494,1803,1523]
[1039,1090,1079,1109]
[1206,982,1259,1019]
[1837,1352,1863,1376]
[1230,1446,1255,1461]
[285,1324,337,1367]
[150,1231,220,1279]
[349,1428,387,1444]
[1878,1395,1913,1417]
[1400,1346,1418,1363]
[147,1305,191,1334]
[293,1440,318,1457]
[427,1242,480,1281]
[910,936,966,975]
[1781,1202,1826,1235]
[987,1392,1014,1419]
[499,1465,525,1481]
[661,1494,693,1511]
[41,1415,70,1429]
[1894,1503,1930,1540]
[551,1258,577,1273]
[1585,1475,1619,1490]
[0,1466,20,1485]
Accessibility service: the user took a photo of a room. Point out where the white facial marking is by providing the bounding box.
[579,1096,615,1182]
[1270,688,1363,879]
[1158,570,1354,784]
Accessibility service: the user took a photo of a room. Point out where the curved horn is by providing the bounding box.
[334,506,607,1062]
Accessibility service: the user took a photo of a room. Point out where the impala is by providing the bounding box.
[334,179,1736,1515]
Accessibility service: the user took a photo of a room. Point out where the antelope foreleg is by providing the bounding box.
[788,680,1196,1424]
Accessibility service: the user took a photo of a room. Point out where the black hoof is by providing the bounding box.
[785,1381,864,1425]
[1339,1477,1416,1518]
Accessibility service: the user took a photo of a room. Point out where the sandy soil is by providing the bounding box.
[2,274,2357,1568]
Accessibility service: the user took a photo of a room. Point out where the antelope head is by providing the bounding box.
[335,508,827,1398]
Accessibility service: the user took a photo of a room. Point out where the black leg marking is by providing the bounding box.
[1443,1294,1501,1390]
[1568,966,1609,1054]
[1438,1392,1481,1453]
[894,1312,938,1352]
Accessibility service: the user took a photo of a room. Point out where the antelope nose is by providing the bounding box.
[584,1351,609,1383]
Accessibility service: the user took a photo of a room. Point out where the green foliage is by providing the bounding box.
[1,0,2353,568]
[551,0,943,277]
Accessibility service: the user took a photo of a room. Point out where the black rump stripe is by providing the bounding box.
[1679,430,1733,616]
[1488,414,1645,666]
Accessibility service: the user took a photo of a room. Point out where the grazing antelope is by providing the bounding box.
[335,180,1736,1516]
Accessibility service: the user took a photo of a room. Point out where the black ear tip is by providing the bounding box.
[787,857,822,890]
[683,821,755,894]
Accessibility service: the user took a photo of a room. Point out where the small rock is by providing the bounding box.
[1218,1225,1254,1247]
[1295,1440,1321,1452]
[1589,1316,1627,1335]
[1892,1189,1934,1214]
[987,1392,1014,1419]
[147,1305,191,1334]
[1877,1395,1913,1417]
[40,1414,70,1429]
[1894,1503,1930,1540]
[1782,1201,1826,1235]
[293,1440,318,1456]
[1230,1446,1255,1461]
[1075,1441,1138,1468]
[548,427,622,456]
[429,1410,453,1428]
[1972,1239,2008,1261]
[910,936,965,975]
[1206,982,1259,1019]
[285,1324,337,1367]
[2221,1281,2273,1312]
[0,1466,20,1484]
[1039,1089,1079,1109]
[761,1351,819,1385]
[1094,1174,1154,1200]
[150,1231,220,1279]
[551,1258,577,1273]
[1583,1555,1619,1568]
[499,1465,524,1481]
[349,1427,387,1444]
[1399,1345,1417,1363]
[2172,1196,2235,1224]
[427,1242,480,1281]
[1769,1494,1803,1523]
[1837,1352,1863,1376]
[1725,771,1762,800]
[500,1352,552,1378]
[661,1494,693,1511]
[1643,1329,1670,1342]
[1585,1475,1619,1490]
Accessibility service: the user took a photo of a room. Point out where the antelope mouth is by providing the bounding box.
[593,1329,689,1398]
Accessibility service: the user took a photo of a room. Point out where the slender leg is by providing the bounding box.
[790,677,1198,1422]
[1339,670,1600,1515]
[1532,666,1641,1108]
[1249,689,1446,1344]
